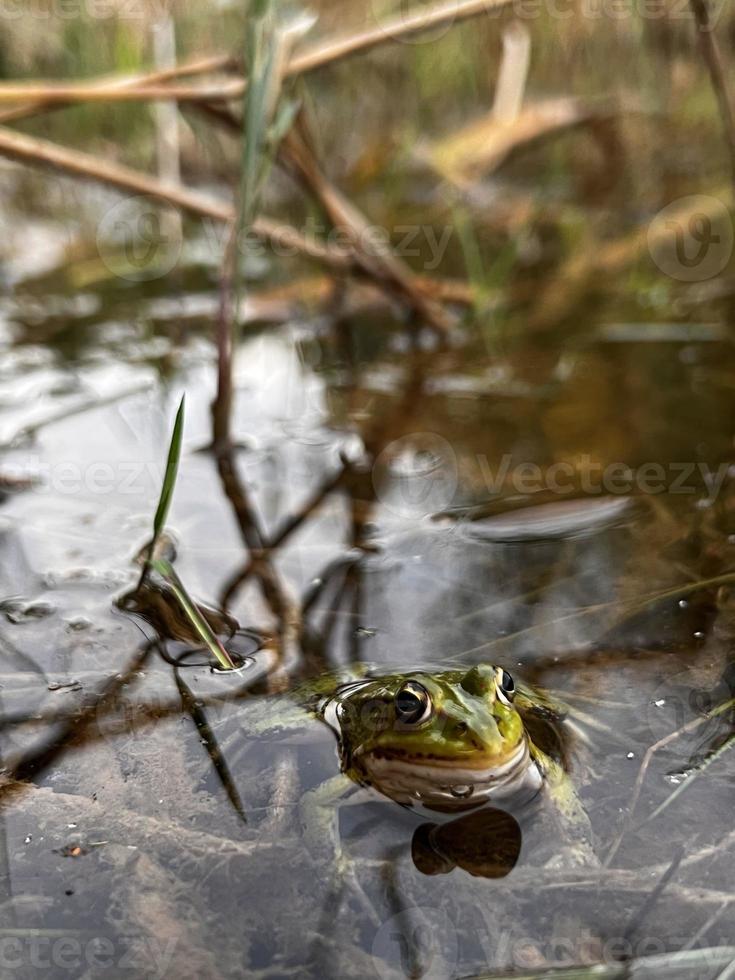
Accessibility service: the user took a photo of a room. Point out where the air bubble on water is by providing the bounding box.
[653,698,666,707]
[678,599,688,609]
[694,631,705,640]
[450,785,474,799]
[24,835,32,844]
[626,752,635,759]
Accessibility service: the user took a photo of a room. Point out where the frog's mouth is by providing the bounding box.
[356,737,542,808]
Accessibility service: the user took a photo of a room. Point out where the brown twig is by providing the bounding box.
[280,127,456,335]
[215,448,302,680]
[0,125,352,270]
[0,0,513,108]
[0,53,239,125]
[219,463,348,610]
[212,222,238,451]
[0,641,155,790]
[688,0,735,190]
[195,99,457,335]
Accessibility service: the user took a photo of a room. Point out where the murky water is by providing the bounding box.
[2,7,735,976]
[1,204,733,977]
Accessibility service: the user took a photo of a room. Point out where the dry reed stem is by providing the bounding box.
[0,0,514,107]
[688,0,735,190]
[0,54,239,125]
[280,128,456,334]
[0,125,352,269]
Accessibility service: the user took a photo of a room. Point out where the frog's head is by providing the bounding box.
[323,665,541,809]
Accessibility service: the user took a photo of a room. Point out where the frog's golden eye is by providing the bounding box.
[497,669,515,704]
[395,681,432,725]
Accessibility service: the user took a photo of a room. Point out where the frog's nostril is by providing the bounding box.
[454,722,469,737]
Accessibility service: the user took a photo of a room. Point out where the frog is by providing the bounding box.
[215,660,597,871]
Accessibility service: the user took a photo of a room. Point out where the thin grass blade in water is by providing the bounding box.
[644,717,735,824]
[150,558,238,671]
[151,393,186,551]
[174,670,247,822]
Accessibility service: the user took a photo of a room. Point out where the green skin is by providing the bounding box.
[322,665,536,809]
[224,662,596,867]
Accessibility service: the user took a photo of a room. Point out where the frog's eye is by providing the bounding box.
[497,669,515,704]
[395,681,432,726]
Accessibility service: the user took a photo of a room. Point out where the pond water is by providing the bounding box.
[1,7,735,977]
[0,198,733,979]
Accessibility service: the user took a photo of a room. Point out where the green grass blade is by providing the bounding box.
[150,558,238,670]
[152,393,186,546]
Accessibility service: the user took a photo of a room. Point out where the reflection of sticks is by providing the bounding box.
[212,222,238,450]
[688,0,735,188]
[1,382,152,451]
[623,844,685,944]
[216,449,301,676]
[0,0,513,108]
[220,463,347,610]
[0,641,154,792]
[449,570,735,664]
[174,668,247,823]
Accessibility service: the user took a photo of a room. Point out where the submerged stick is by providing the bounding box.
[605,697,735,867]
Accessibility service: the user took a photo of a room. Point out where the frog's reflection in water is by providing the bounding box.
[411,807,522,879]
